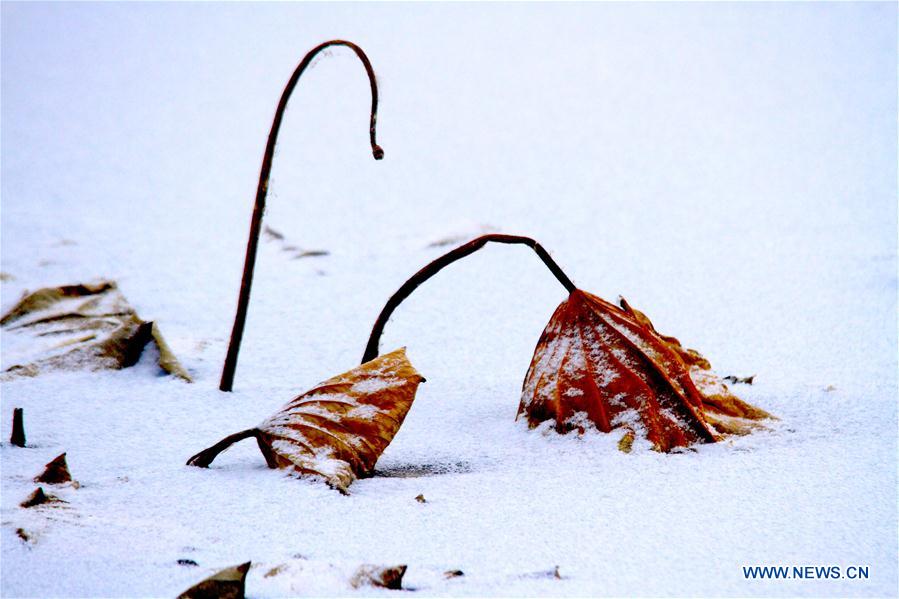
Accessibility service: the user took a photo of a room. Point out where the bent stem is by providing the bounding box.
[220,40,385,392]
[186,428,261,468]
[362,234,577,363]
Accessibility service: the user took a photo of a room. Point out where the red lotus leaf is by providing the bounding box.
[617,297,772,435]
[518,290,772,451]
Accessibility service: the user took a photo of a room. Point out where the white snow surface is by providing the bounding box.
[1,3,896,597]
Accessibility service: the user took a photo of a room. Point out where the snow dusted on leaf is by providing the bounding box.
[0,281,191,381]
[187,348,425,493]
[519,290,772,451]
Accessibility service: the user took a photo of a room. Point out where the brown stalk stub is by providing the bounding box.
[35,453,73,485]
[11,407,25,447]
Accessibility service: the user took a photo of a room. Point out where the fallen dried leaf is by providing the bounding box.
[20,487,65,508]
[35,453,74,485]
[262,225,285,241]
[443,569,464,579]
[292,250,329,259]
[350,564,407,590]
[177,561,251,599]
[188,348,425,493]
[415,493,427,503]
[1,281,191,381]
[263,564,286,578]
[521,566,562,580]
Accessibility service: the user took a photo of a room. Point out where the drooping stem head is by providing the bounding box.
[301,40,384,160]
[362,234,576,363]
[220,40,384,392]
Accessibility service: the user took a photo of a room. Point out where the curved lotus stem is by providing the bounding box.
[220,40,385,392]
[186,428,262,468]
[362,234,576,363]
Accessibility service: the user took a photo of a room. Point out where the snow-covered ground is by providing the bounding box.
[2,3,896,597]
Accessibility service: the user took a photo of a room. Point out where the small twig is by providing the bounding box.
[10,408,25,447]
[362,234,576,363]
[220,40,385,392]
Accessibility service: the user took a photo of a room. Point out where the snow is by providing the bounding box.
[2,2,896,597]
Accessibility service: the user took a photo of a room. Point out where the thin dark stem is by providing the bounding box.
[186,428,260,468]
[362,234,577,363]
[220,40,384,392]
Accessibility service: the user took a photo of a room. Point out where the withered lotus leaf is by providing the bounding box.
[20,487,65,508]
[177,561,251,599]
[34,453,74,485]
[188,348,425,493]
[0,281,191,381]
[617,297,772,436]
[518,290,772,452]
[350,564,408,590]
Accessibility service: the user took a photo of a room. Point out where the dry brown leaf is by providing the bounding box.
[0,281,191,381]
[177,561,251,599]
[187,348,425,493]
[35,453,74,485]
[519,290,772,451]
[20,487,66,508]
[618,297,773,435]
[350,564,407,590]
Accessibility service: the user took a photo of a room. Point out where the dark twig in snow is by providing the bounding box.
[362,234,576,363]
[10,408,25,447]
[220,40,384,392]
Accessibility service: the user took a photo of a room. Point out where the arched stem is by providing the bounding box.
[186,428,260,468]
[220,40,384,392]
[362,234,577,363]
